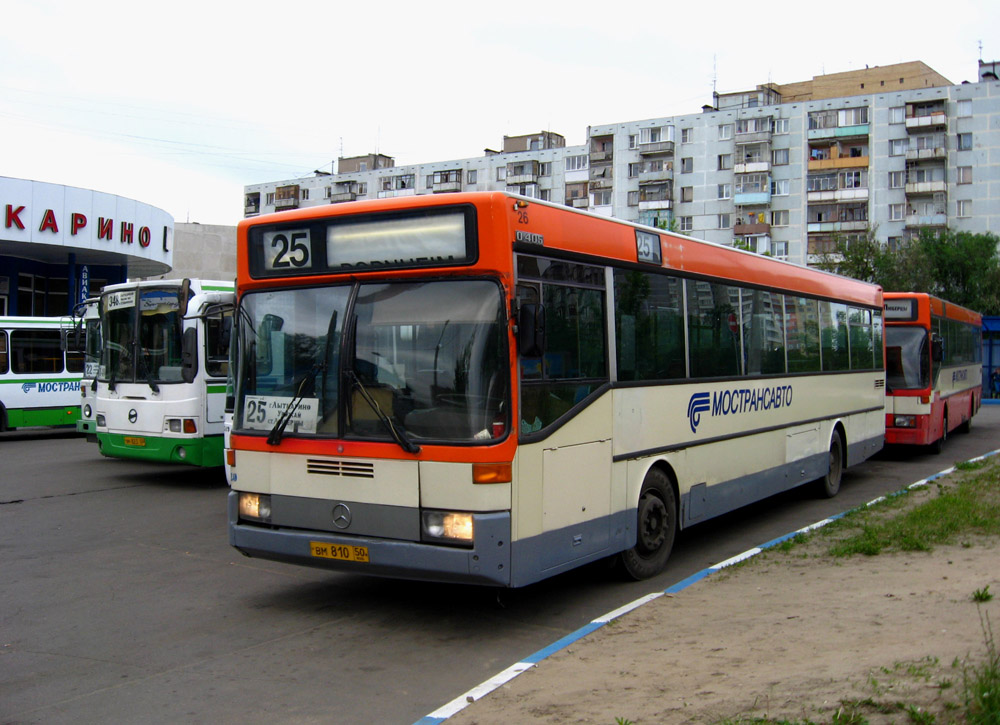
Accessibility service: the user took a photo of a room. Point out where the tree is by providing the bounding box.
[821,228,1000,315]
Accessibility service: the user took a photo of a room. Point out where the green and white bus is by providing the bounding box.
[0,316,83,431]
[94,279,234,466]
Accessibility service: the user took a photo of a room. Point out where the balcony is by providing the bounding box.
[329,191,357,204]
[734,160,770,174]
[808,155,869,171]
[589,149,613,163]
[274,185,300,211]
[567,197,589,208]
[905,213,947,228]
[637,140,675,156]
[734,222,771,236]
[506,161,539,185]
[905,180,947,195]
[734,190,771,205]
[905,111,947,131]
[807,124,869,141]
[274,197,299,210]
[638,199,672,211]
[244,199,260,215]
[432,180,462,193]
[639,167,672,182]
[806,187,869,203]
[807,220,869,233]
[735,129,772,145]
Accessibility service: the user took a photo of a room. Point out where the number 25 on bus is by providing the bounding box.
[228,192,886,587]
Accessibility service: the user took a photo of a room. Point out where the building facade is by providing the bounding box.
[243,61,1000,268]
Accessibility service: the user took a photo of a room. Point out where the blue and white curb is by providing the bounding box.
[415,447,1000,725]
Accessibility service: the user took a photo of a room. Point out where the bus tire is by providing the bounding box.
[817,432,844,498]
[958,402,973,434]
[0,404,6,432]
[618,468,677,580]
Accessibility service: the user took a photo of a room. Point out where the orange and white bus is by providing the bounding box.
[228,192,885,587]
[884,293,982,452]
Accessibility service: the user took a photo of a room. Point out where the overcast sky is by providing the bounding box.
[1,0,995,225]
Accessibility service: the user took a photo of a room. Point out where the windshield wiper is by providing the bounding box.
[137,348,160,394]
[347,369,420,454]
[267,363,324,446]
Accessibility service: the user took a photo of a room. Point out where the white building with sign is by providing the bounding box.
[0,176,174,315]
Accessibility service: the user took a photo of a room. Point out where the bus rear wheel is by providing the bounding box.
[618,468,677,580]
[930,409,948,454]
[816,432,844,498]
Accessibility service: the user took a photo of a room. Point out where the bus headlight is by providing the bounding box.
[239,493,272,522]
[894,415,917,428]
[96,414,106,427]
[421,511,474,546]
[83,404,92,418]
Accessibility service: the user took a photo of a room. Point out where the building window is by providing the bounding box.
[957,99,972,117]
[681,187,693,202]
[627,190,639,206]
[539,162,551,176]
[566,155,588,171]
[593,190,612,206]
[425,175,433,189]
[628,163,641,178]
[889,107,904,124]
[357,182,367,195]
[771,209,789,226]
[888,171,905,189]
[957,166,972,184]
[681,157,693,173]
[772,148,789,165]
[957,133,972,151]
[889,203,905,221]
[628,135,638,149]
[539,189,551,201]
[717,183,731,200]
[887,236,902,251]
[957,200,971,217]
[771,179,789,196]
[717,214,730,229]
[265,192,275,205]
[496,167,506,181]
[301,188,310,201]
[467,169,477,185]
[718,124,733,140]
[717,154,732,170]
[772,118,789,134]
[681,128,692,143]
[679,216,693,232]
[889,138,908,156]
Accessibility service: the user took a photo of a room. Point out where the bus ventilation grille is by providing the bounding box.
[306,459,376,478]
[874,379,886,389]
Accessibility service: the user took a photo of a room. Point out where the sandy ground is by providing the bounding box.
[448,495,1000,724]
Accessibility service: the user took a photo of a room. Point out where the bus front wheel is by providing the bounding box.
[619,468,677,580]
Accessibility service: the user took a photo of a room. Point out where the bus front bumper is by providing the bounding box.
[97,432,224,467]
[227,491,512,587]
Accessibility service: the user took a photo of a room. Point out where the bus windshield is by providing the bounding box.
[885,326,929,390]
[100,287,185,384]
[236,279,508,444]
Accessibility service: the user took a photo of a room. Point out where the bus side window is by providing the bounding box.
[0,331,7,374]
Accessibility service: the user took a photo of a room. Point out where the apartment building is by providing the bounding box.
[243,60,999,268]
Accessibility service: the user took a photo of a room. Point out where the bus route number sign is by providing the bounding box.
[263,229,312,271]
[635,230,661,265]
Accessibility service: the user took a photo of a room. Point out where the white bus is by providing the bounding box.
[0,316,83,431]
[228,192,886,587]
[93,279,234,466]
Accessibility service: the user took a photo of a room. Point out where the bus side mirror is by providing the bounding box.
[518,303,545,358]
[181,327,199,384]
[931,336,944,363]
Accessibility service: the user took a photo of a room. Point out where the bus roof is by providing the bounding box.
[884,291,982,326]
[239,191,882,307]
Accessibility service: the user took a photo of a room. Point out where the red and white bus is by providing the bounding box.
[228,192,885,587]
[884,292,982,451]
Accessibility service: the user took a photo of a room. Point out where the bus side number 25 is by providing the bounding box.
[269,231,311,269]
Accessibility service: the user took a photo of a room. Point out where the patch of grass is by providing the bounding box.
[962,611,1000,724]
[972,585,993,603]
[824,461,1000,558]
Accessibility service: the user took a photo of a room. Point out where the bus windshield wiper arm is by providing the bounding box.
[267,363,324,445]
[347,370,420,454]
[137,349,160,394]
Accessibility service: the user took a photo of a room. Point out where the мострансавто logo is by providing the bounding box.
[687,385,793,433]
[21,381,80,394]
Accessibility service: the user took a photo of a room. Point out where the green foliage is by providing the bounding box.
[972,585,993,603]
[820,228,1000,315]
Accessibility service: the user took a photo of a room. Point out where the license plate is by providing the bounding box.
[310,542,369,563]
[124,436,146,447]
